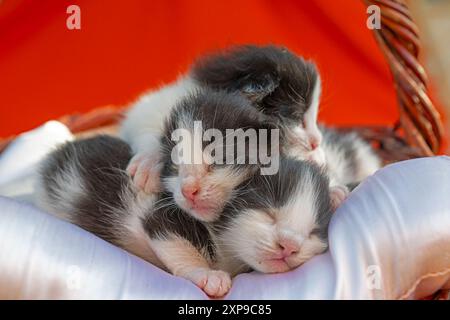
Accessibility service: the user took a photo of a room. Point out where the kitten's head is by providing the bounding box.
[191,45,323,159]
[160,89,274,222]
[215,157,332,274]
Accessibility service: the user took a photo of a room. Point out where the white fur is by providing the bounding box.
[283,76,324,163]
[164,163,248,222]
[118,189,164,269]
[304,75,323,146]
[35,160,85,223]
[350,137,382,182]
[119,76,199,155]
[278,172,320,237]
[215,171,327,276]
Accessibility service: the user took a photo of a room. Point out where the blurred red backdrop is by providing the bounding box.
[0,0,400,137]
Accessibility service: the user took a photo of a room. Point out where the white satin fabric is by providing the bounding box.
[0,122,449,299]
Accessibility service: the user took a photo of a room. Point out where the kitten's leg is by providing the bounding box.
[127,151,162,194]
[151,235,232,298]
[291,145,349,211]
[306,147,350,210]
[126,133,162,194]
[329,184,349,211]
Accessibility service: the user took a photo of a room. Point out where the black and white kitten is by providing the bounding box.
[191,44,323,160]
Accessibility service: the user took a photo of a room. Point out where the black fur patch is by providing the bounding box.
[191,45,318,125]
[40,135,135,243]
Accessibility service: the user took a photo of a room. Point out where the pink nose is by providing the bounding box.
[181,184,200,202]
[278,240,299,258]
[310,139,319,151]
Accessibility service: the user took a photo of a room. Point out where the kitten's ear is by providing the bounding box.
[240,73,280,103]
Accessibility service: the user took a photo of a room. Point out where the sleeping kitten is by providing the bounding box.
[157,89,275,222]
[191,44,323,162]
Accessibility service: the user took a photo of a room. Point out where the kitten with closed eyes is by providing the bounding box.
[191,44,323,162]
[157,89,275,222]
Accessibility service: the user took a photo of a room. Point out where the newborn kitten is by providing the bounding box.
[213,157,333,276]
[191,44,323,162]
[158,88,276,222]
[191,44,381,206]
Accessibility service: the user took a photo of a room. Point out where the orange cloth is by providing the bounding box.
[0,0,398,137]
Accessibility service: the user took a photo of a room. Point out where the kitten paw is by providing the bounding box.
[330,185,349,211]
[127,152,161,194]
[187,268,232,298]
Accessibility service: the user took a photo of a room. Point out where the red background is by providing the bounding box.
[0,0,400,138]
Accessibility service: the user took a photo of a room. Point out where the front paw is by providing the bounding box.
[127,152,162,194]
[186,268,232,298]
[330,185,349,211]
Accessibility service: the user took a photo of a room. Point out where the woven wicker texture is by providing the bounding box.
[362,0,444,159]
